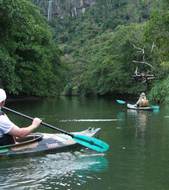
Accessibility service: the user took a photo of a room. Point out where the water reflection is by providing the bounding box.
[0,151,108,190]
[127,109,148,138]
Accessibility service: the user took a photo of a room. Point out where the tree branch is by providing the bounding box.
[132,60,154,69]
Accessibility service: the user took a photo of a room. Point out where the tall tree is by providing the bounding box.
[0,0,65,96]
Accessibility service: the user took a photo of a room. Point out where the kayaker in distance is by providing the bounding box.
[0,89,42,146]
[136,92,149,107]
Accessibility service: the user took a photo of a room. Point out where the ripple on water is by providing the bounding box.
[0,151,108,190]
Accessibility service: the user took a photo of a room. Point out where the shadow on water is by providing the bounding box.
[0,150,108,190]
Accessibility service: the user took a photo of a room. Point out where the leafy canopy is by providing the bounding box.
[0,0,66,96]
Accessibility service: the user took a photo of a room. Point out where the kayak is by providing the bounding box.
[127,103,154,111]
[0,128,100,158]
[116,99,159,111]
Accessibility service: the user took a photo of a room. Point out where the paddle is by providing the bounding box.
[116,99,126,104]
[151,105,160,111]
[2,106,109,153]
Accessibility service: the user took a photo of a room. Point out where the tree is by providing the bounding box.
[0,0,65,96]
[77,24,146,95]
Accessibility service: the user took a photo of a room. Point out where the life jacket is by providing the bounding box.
[139,99,149,107]
[0,111,15,146]
[0,109,4,116]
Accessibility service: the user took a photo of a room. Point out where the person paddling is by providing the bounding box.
[136,92,149,107]
[0,89,42,146]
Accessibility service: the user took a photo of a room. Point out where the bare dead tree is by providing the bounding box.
[132,43,155,83]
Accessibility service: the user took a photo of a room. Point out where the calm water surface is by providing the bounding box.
[1,96,169,190]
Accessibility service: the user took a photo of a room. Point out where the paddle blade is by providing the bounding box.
[73,134,109,153]
[116,99,126,104]
[151,105,160,110]
[151,105,160,113]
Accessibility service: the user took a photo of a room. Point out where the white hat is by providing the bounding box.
[141,92,145,96]
[0,89,7,102]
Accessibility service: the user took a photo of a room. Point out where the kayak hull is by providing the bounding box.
[127,103,153,111]
[0,128,100,158]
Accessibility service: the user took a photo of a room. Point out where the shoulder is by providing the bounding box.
[0,114,11,122]
[0,114,15,128]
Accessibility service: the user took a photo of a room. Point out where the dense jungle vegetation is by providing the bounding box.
[0,0,169,102]
[0,0,66,96]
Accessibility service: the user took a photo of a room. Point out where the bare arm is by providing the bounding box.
[8,118,42,138]
[136,98,140,105]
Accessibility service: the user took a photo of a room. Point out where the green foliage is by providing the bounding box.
[145,12,169,61]
[87,0,151,29]
[51,0,157,96]
[149,77,169,103]
[0,47,21,93]
[78,24,146,95]
[144,9,169,102]
[33,0,169,101]
[0,0,66,96]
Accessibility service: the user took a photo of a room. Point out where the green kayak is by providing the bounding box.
[0,128,100,158]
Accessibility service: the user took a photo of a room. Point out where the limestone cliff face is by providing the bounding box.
[33,0,96,20]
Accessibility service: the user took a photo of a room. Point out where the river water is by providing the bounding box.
[0,96,169,190]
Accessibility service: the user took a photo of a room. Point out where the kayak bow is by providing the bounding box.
[0,128,101,158]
